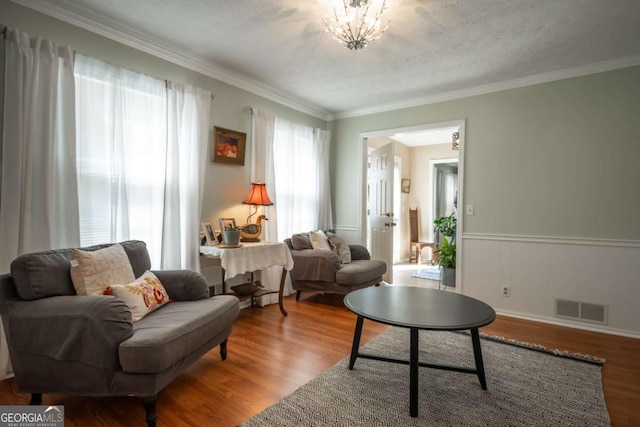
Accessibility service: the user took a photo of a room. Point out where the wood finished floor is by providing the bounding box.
[0,293,638,426]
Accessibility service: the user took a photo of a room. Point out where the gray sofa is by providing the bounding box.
[285,233,386,300]
[0,240,239,427]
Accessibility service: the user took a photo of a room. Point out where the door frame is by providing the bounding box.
[359,119,466,290]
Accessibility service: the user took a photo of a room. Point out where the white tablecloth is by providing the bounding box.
[199,241,294,279]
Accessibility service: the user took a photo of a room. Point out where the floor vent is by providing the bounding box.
[555,299,607,325]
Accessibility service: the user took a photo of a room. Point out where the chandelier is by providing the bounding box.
[323,0,390,51]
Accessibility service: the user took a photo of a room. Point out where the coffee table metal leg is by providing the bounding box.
[471,328,487,390]
[349,316,364,370]
[410,327,419,417]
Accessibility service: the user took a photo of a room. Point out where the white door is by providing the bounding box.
[368,143,395,283]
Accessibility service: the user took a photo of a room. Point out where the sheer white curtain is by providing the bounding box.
[162,83,211,270]
[249,109,277,241]
[314,129,333,230]
[0,28,79,379]
[75,54,167,266]
[0,28,79,270]
[273,118,333,240]
[249,109,283,301]
[75,55,210,269]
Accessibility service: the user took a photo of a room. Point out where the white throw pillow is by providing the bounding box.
[106,271,170,322]
[309,230,331,250]
[70,243,136,296]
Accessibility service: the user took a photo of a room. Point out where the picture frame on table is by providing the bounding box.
[212,126,246,166]
[218,218,237,232]
[201,222,217,246]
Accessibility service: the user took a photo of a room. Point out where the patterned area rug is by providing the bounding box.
[411,265,441,281]
[239,327,609,426]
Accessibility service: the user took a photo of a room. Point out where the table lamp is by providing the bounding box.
[239,182,273,242]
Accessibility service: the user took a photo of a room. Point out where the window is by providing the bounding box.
[74,55,167,265]
[272,119,332,239]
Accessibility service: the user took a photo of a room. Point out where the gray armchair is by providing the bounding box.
[284,232,386,300]
[0,240,239,427]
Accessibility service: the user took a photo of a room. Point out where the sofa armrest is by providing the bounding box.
[349,245,371,261]
[290,249,340,282]
[4,295,133,370]
[152,270,208,301]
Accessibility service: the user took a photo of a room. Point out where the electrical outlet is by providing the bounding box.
[501,286,510,297]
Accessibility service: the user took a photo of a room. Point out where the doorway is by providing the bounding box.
[361,120,465,286]
[431,158,459,244]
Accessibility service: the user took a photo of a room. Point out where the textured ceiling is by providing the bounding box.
[28,0,640,116]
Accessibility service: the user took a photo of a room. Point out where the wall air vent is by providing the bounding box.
[555,299,607,325]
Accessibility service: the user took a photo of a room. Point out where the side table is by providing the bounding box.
[199,241,294,316]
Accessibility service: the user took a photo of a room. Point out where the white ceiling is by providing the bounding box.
[20,0,640,119]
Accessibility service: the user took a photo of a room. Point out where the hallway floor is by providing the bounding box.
[387,262,444,289]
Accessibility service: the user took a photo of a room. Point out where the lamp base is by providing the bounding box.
[240,237,260,242]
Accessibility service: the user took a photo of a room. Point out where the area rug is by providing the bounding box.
[239,327,609,426]
[411,265,441,281]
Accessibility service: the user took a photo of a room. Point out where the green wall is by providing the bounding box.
[0,0,326,226]
[331,66,640,240]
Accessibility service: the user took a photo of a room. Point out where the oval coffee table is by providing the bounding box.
[344,286,496,418]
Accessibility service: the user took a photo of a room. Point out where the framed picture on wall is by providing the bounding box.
[212,126,246,166]
[401,179,411,193]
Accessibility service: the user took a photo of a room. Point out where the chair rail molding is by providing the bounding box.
[333,225,361,245]
[463,232,640,248]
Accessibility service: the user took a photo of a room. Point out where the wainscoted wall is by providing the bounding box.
[333,226,361,243]
[462,234,640,337]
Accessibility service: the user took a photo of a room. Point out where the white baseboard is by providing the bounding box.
[495,310,640,339]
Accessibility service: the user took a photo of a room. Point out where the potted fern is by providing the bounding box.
[434,213,457,287]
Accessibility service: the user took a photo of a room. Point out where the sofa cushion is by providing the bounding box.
[9,241,148,301]
[106,271,170,322]
[335,259,386,286]
[11,251,78,300]
[71,243,136,296]
[119,295,239,374]
[291,233,313,250]
[327,232,352,264]
[309,230,331,250]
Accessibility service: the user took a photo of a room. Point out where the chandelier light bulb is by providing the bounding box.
[323,0,390,51]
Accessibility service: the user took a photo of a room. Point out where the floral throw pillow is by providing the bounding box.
[105,271,170,322]
[327,232,352,264]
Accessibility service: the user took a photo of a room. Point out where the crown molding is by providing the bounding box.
[13,0,331,121]
[330,54,640,120]
[12,0,640,124]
